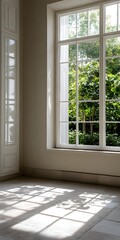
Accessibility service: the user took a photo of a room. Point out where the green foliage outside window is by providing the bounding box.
[68,39,120,146]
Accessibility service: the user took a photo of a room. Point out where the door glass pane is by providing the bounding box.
[5,38,8,56]
[8,39,16,58]
[9,58,16,78]
[5,105,8,122]
[5,124,8,144]
[5,57,8,73]
[8,124,15,144]
[8,105,15,122]
[5,78,8,99]
[9,79,15,99]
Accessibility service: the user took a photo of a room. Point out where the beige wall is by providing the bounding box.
[23,0,120,177]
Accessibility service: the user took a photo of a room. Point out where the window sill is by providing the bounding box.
[47,147,120,154]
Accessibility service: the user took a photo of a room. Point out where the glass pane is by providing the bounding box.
[77,11,88,37]
[77,8,99,37]
[60,14,76,41]
[60,63,69,101]
[105,4,117,33]
[60,45,69,63]
[60,123,68,144]
[89,9,99,35]
[60,63,76,101]
[79,123,99,145]
[106,59,120,99]
[69,77,76,101]
[106,123,120,146]
[5,124,8,145]
[5,105,8,122]
[60,102,68,121]
[9,79,15,99]
[106,37,120,57]
[5,78,7,99]
[69,123,76,144]
[5,57,8,77]
[78,40,99,60]
[8,100,15,105]
[69,63,76,101]
[9,58,16,78]
[5,38,8,56]
[118,3,120,30]
[8,123,15,144]
[9,58,15,67]
[8,105,15,122]
[60,44,77,63]
[79,102,99,121]
[69,44,77,62]
[5,104,15,123]
[60,102,76,122]
[78,60,99,100]
[69,102,76,121]
[8,39,16,58]
[106,102,120,121]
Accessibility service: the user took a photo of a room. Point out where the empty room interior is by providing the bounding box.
[0,0,120,239]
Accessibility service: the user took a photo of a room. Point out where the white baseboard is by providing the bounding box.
[22,167,120,187]
[0,173,21,182]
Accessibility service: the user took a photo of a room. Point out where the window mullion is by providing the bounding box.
[6,40,9,145]
[76,42,79,146]
[57,15,61,147]
[99,4,106,148]
[56,44,60,147]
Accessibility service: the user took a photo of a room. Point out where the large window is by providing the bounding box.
[57,1,120,150]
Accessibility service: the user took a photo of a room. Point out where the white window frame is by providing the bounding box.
[56,0,120,151]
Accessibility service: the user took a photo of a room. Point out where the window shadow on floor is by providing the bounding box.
[0,177,120,240]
